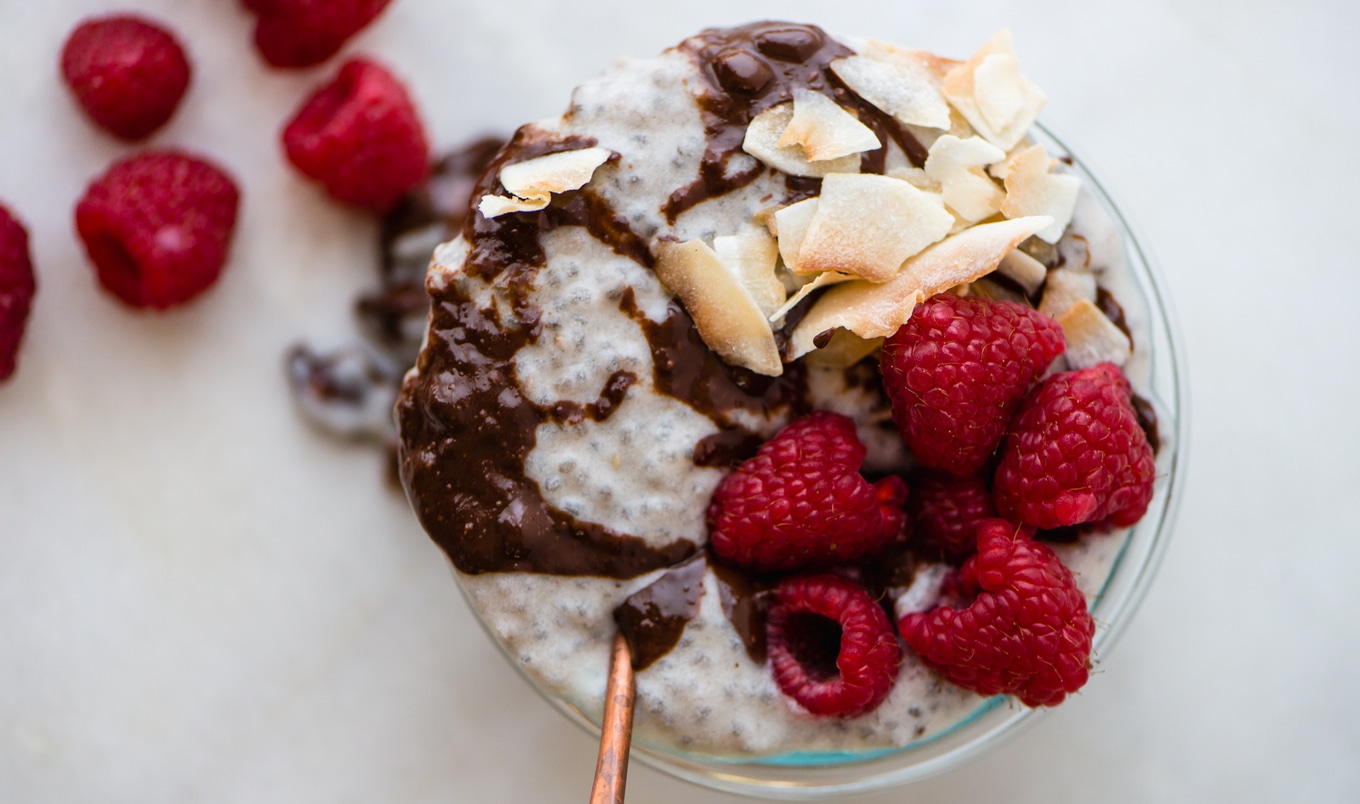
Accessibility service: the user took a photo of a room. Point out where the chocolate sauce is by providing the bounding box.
[1131,393,1161,455]
[548,371,636,425]
[613,553,707,670]
[398,125,698,578]
[710,559,778,663]
[1095,286,1133,344]
[693,428,765,468]
[664,22,925,223]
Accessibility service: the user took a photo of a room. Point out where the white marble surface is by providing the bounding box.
[2,1,1358,801]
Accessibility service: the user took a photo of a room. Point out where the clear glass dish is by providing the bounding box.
[455,122,1188,799]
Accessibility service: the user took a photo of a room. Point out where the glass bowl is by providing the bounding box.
[454,122,1188,799]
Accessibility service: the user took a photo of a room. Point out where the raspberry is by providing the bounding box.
[880,293,1065,478]
[282,58,429,212]
[75,151,241,309]
[0,205,36,382]
[244,0,393,69]
[899,519,1094,706]
[707,411,908,572]
[908,472,997,564]
[994,363,1156,529]
[767,574,901,717]
[60,15,191,141]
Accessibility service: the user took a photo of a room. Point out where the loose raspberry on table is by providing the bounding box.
[60,15,191,141]
[282,58,429,212]
[707,411,907,572]
[899,519,1094,707]
[244,0,393,69]
[75,151,241,309]
[880,293,1065,478]
[908,472,997,564]
[0,205,36,382]
[994,363,1156,529]
[767,574,901,717]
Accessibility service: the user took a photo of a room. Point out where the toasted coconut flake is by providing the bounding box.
[803,329,884,368]
[769,270,855,324]
[478,192,551,218]
[478,146,611,219]
[997,248,1047,294]
[500,146,612,198]
[743,103,862,177]
[795,173,953,281]
[1038,267,1097,318]
[941,30,1045,151]
[788,215,1051,356]
[714,226,785,318]
[887,165,940,191]
[654,240,782,376]
[924,134,1007,222]
[1059,298,1131,369]
[773,198,819,271]
[974,54,1027,132]
[776,89,880,162]
[830,45,952,130]
[1002,144,1080,243]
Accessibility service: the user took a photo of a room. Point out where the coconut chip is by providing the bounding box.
[772,197,818,270]
[776,89,881,162]
[654,239,782,376]
[794,173,954,280]
[478,146,612,219]
[1001,144,1080,243]
[788,215,1052,356]
[477,192,552,218]
[923,134,1007,222]
[1038,267,1097,318]
[1058,298,1131,369]
[768,270,855,324]
[713,226,785,318]
[941,30,1045,152]
[743,103,862,177]
[829,41,953,130]
[996,248,1047,295]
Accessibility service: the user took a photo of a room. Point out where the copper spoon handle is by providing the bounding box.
[589,633,636,804]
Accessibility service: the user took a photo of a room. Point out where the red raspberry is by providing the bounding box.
[60,15,191,141]
[994,363,1156,529]
[908,472,997,564]
[707,411,907,572]
[767,574,901,717]
[244,0,393,69]
[880,293,1065,478]
[74,151,241,309]
[283,58,430,212]
[899,519,1094,706]
[0,205,36,382]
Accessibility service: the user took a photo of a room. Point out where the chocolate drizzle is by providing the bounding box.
[664,22,926,223]
[619,286,808,472]
[548,371,637,425]
[613,553,708,670]
[398,125,697,578]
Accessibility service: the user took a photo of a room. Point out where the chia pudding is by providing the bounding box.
[395,22,1169,760]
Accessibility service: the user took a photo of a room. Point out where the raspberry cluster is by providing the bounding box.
[707,290,1157,716]
[3,3,433,378]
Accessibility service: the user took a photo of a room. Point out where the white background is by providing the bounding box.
[1,0,1358,801]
